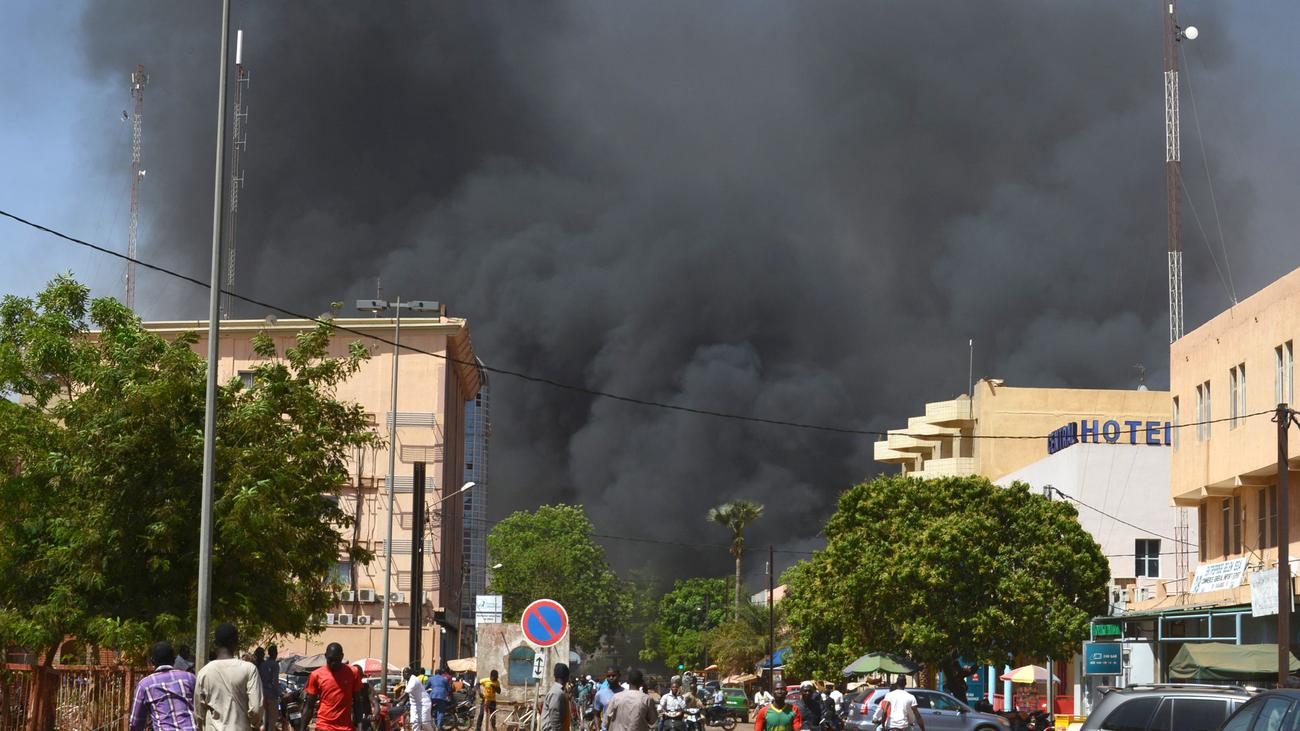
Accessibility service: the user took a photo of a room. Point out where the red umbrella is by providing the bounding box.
[351,658,402,676]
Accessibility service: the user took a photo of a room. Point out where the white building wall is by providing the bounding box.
[996,444,1190,584]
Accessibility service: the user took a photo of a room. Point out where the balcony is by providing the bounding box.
[912,457,976,479]
[886,431,942,453]
[924,397,976,427]
[874,441,918,465]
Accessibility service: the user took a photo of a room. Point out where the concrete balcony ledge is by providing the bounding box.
[916,457,976,477]
[873,442,916,464]
[924,398,976,426]
[887,432,942,453]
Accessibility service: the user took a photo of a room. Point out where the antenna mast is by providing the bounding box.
[222,30,249,320]
[1164,1,1184,343]
[126,64,149,312]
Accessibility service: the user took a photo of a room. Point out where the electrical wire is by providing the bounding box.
[1047,487,1194,547]
[0,208,1276,440]
[1182,45,1237,304]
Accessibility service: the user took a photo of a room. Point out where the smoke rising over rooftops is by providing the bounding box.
[75,1,1275,579]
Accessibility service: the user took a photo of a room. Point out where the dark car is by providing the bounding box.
[1217,689,1300,731]
[1080,684,1254,731]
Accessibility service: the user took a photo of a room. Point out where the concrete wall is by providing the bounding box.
[997,444,1185,583]
[474,623,570,705]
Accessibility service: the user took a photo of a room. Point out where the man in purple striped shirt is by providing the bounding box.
[130,640,198,731]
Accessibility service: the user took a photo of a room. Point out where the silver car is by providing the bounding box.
[1079,684,1253,731]
[846,688,1010,731]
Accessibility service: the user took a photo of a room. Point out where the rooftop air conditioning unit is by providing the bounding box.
[356,615,372,626]
[337,613,354,626]
[358,589,376,602]
[338,590,355,602]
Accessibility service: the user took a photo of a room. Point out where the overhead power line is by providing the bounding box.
[0,208,1272,440]
[1046,486,1194,547]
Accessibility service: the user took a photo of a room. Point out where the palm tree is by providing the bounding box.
[706,500,764,618]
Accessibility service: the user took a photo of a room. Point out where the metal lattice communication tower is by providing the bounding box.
[126,64,149,312]
[222,30,249,320]
[1164,1,1184,343]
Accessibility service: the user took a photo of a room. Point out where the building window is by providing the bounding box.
[333,560,352,586]
[1229,365,1246,428]
[1198,504,1207,561]
[1278,342,1295,406]
[1135,539,1161,578]
[1172,397,1179,449]
[1221,498,1231,558]
[1196,381,1211,441]
[1233,495,1243,555]
[238,370,256,389]
[1259,486,1279,549]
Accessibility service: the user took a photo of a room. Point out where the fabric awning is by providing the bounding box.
[841,652,919,677]
[760,647,792,669]
[1168,643,1300,681]
[447,657,476,673]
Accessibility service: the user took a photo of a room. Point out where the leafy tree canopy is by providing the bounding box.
[0,275,377,659]
[487,504,627,650]
[640,577,732,667]
[708,597,787,675]
[784,475,1108,692]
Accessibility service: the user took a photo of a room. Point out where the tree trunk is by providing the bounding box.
[939,657,969,703]
[25,642,59,731]
[734,552,742,620]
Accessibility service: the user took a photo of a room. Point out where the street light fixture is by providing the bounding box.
[356,297,442,685]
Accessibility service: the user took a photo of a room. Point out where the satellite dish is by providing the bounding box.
[1183,25,1198,40]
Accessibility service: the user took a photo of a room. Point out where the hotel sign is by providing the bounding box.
[1047,419,1173,455]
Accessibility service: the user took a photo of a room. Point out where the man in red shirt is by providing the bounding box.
[300,643,366,731]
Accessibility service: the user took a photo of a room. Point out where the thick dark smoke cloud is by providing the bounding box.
[77,1,1251,581]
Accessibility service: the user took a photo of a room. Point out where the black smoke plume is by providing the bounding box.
[77,1,1253,581]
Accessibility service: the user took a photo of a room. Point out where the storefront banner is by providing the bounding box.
[1191,558,1249,594]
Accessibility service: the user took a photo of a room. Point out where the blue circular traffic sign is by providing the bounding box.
[521,599,569,648]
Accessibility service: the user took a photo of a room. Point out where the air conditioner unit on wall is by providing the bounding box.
[389,592,406,604]
[338,590,355,602]
[356,615,372,626]
[358,589,376,602]
[325,613,336,626]
[337,613,354,626]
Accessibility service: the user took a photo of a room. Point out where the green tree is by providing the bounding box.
[784,475,1108,698]
[487,504,627,650]
[640,577,732,668]
[706,500,764,618]
[0,276,377,729]
[708,597,787,675]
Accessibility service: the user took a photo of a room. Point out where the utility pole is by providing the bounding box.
[410,460,427,670]
[195,0,232,669]
[767,545,775,688]
[126,64,148,312]
[1276,403,1298,687]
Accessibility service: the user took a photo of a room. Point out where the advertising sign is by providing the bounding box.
[1092,623,1122,638]
[476,594,503,626]
[1083,642,1123,676]
[1250,566,1297,617]
[1190,558,1249,594]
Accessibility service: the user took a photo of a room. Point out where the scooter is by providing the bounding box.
[685,707,704,731]
[663,709,689,731]
[701,704,736,731]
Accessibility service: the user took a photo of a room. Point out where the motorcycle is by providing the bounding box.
[685,707,704,731]
[662,709,689,731]
[702,704,736,731]
[441,697,477,729]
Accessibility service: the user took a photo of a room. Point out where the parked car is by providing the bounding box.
[1080,684,1255,731]
[843,688,1008,731]
[1217,689,1300,731]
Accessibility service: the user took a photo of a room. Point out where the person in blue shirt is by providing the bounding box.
[427,666,453,729]
[593,668,621,731]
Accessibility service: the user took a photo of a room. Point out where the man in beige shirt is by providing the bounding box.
[604,669,657,731]
[196,623,264,730]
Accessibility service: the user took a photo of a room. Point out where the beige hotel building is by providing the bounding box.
[145,314,482,671]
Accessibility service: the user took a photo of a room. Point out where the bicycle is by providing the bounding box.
[492,703,537,731]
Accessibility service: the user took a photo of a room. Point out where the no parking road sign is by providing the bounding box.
[521,599,569,648]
